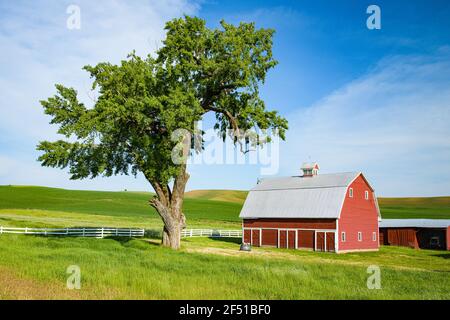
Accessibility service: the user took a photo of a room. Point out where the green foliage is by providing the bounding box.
[37,16,288,186]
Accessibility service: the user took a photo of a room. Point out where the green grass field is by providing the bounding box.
[0,186,242,230]
[0,185,449,299]
[0,235,448,299]
[1,186,449,230]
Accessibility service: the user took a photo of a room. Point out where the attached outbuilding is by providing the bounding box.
[379,219,450,250]
[240,163,381,253]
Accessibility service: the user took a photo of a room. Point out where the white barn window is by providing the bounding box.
[349,188,353,198]
[365,190,369,200]
[357,232,362,241]
[341,232,346,242]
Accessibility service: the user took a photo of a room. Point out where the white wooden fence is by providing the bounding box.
[0,226,145,238]
[0,226,241,239]
[181,229,242,238]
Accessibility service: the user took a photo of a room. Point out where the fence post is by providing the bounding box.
[0,226,3,234]
[82,228,85,237]
[101,227,104,238]
[116,229,118,236]
[66,227,69,236]
[25,227,28,234]
[129,229,132,237]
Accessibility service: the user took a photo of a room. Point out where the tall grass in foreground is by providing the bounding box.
[0,235,448,299]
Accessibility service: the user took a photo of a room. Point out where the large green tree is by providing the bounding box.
[37,16,288,249]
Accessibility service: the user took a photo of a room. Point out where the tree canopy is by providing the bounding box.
[37,16,288,248]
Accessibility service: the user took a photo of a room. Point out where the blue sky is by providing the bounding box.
[0,0,449,196]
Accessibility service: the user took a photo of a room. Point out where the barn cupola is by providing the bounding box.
[301,162,319,177]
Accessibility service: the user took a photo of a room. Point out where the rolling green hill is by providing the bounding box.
[0,185,449,300]
[378,197,450,219]
[185,189,248,203]
[0,185,449,230]
[0,185,241,229]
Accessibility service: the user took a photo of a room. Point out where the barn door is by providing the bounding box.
[326,232,335,252]
[278,230,287,248]
[297,230,314,249]
[288,230,296,249]
[243,229,251,244]
[252,229,261,247]
[316,232,325,251]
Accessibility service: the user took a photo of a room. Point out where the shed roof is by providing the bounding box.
[240,172,363,219]
[379,219,450,229]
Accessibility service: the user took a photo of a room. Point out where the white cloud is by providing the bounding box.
[0,0,198,191]
[282,49,450,197]
[0,0,198,140]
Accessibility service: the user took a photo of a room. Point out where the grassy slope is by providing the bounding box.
[0,185,449,299]
[0,186,241,229]
[0,235,448,299]
[2,186,449,224]
[185,189,248,203]
[378,197,450,219]
[1,186,449,231]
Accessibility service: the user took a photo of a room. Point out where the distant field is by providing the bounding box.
[185,189,248,204]
[0,186,449,231]
[0,186,242,229]
[378,197,450,219]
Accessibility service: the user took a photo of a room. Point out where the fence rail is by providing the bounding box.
[0,226,145,238]
[181,229,242,238]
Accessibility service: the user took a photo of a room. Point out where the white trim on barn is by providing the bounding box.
[335,218,339,253]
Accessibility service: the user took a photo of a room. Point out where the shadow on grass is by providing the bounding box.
[432,253,450,259]
[103,236,134,244]
[145,229,162,239]
[208,237,241,244]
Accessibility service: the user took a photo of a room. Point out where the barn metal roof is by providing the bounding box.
[239,172,361,219]
[379,219,450,229]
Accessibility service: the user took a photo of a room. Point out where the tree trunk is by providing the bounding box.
[148,165,189,250]
[162,224,181,249]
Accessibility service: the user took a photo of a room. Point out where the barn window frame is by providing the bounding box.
[341,232,346,242]
[372,232,377,241]
[365,190,369,200]
[357,231,362,241]
[349,188,353,198]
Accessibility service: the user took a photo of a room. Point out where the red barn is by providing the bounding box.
[240,163,380,253]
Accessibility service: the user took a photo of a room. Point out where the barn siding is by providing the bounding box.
[387,228,418,249]
[447,226,450,251]
[243,229,251,243]
[297,230,314,249]
[338,175,379,252]
[261,229,278,246]
[244,218,336,229]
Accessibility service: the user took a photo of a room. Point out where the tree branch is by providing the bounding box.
[203,105,251,154]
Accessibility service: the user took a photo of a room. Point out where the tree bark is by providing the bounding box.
[147,165,189,249]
